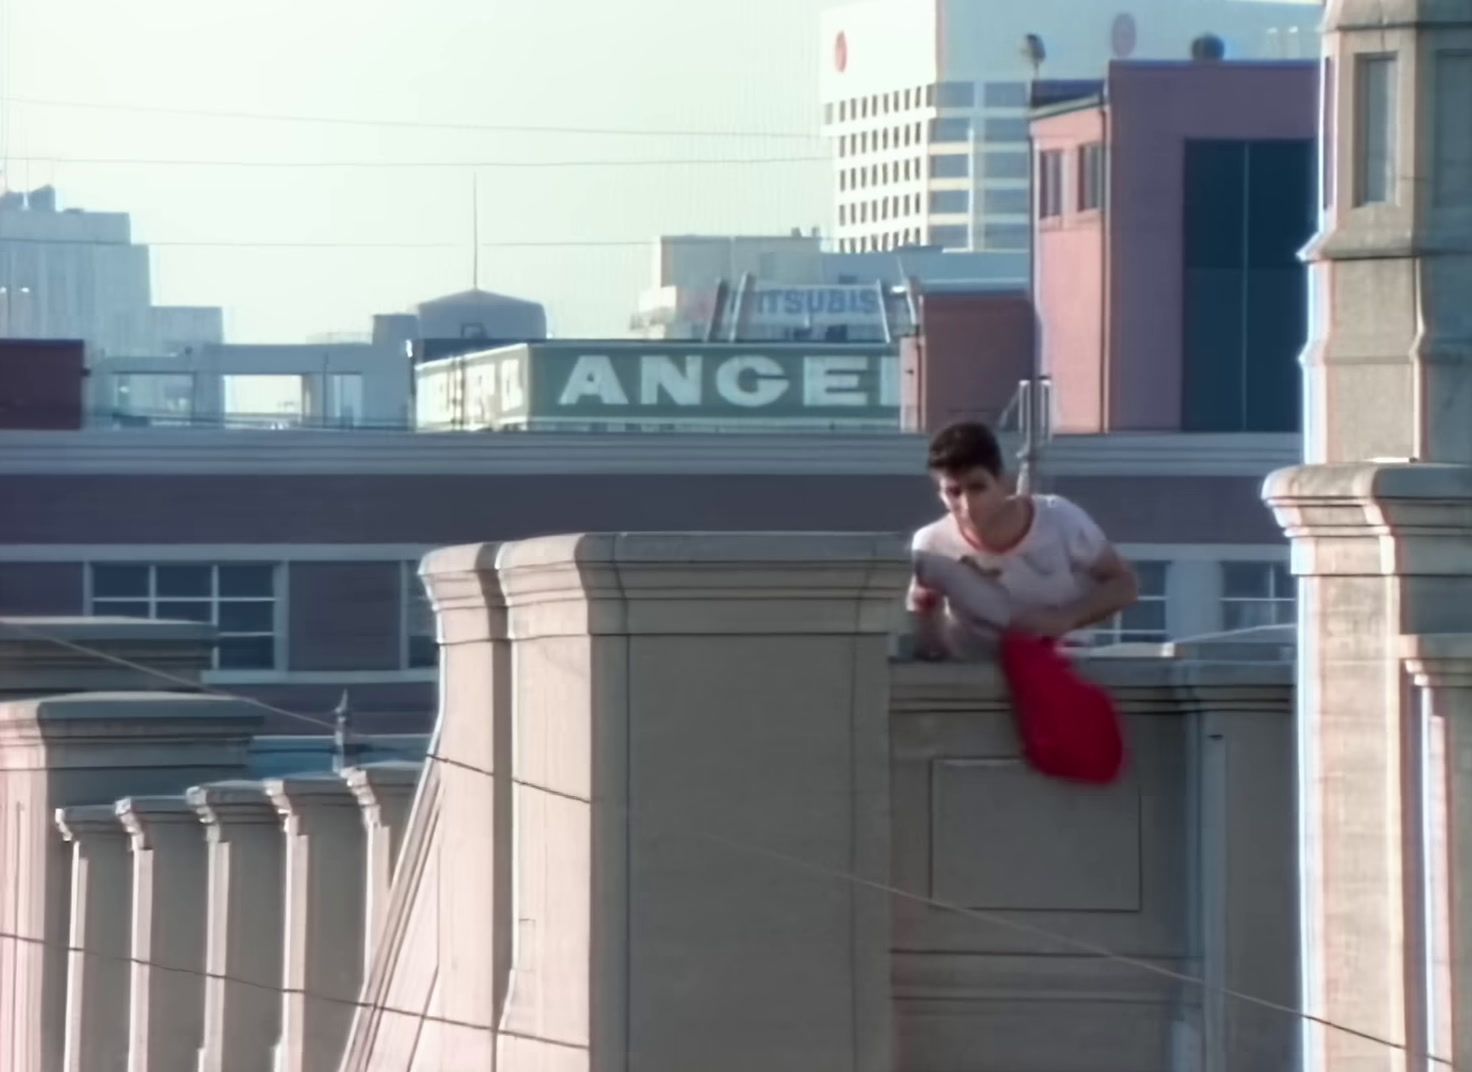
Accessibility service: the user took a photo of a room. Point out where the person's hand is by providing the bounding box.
[1010,606,1076,638]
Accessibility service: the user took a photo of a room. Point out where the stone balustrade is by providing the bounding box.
[20,534,1463,1072]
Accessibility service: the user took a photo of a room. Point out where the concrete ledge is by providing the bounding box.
[0,693,262,762]
[495,531,910,637]
[891,654,1294,719]
[0,617,217,696]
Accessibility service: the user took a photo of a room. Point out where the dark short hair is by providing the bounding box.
[927,421,1003,477]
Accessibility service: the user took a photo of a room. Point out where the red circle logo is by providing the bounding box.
[835,32,848,73]
[1111,13,1137,58]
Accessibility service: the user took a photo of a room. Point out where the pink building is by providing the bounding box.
[1033,60,1318,434]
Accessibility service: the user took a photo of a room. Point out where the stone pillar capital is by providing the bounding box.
[187,780,278,830]
[1401,633,1472,689]
[495,531,909,639]
[117,795,202,849]
[419,542,506,645]
[55,803,126,842]
[1263,462,1472,576]
[343,761,420,820]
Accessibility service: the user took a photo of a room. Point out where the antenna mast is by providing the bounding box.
[471,173,480,290]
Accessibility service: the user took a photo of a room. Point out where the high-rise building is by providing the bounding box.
[0,186,223,356]
[818,0,1323,255]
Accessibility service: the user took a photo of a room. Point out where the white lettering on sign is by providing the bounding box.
[500,358,525,410]
[803,355,869,407]
[558,355,629,406]
[714,355,789,407]
[639,354,702,406]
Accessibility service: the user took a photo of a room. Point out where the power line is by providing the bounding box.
[0,615,1453,1068]
[1,94,823,141]
[7,153,829,170]
[0,235,812,250]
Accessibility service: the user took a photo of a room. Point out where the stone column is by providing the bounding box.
[54,805,132,1072]
[0,692,258,1072]
[1268,1,1472,1068]
[1401,634,1472,1072]
[344,761,421,975]
[491,532,908,1072]
[1305,0,1472,467]
[1266,464,1472,1071]
[188,779,284,1072]
[267,773,367,1072]
[118,795,209,1072]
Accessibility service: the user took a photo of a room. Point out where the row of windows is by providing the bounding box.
[824,80,1029,125]
[837,231,926,253]
[836,222,1027,253]
[1097,560,1294,644]
[839,195,919,226]
[838,190,976,226]
[87,562,436,671]
[1038,142,1106,219]
[836,150,1030,194]
[77,557,1296,668]
[835,117,1030,158]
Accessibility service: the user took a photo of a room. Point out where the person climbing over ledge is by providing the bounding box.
[907,420,1139,661]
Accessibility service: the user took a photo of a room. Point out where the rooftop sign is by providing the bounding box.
[416,343,900,430]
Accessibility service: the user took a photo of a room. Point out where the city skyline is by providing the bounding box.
[0,0,835,342]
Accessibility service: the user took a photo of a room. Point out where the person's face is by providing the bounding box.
[934,465,1007,532]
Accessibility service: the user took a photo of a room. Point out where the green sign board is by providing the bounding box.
[417,342,900,430]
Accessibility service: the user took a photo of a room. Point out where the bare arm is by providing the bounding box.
[1012,546,1138,637]
[1063,546,1139,631]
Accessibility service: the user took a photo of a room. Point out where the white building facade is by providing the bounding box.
[0,187,223,356]
[633,232,1025,339]
[819,0,1323,254]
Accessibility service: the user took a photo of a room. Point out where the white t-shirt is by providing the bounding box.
[908,495,1110,651]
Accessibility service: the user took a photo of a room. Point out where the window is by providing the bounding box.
[1355,54,1396,205]
[839,171,847,192]
[402,562,437,669]
[838,100,847,122]
[1078,143,1105,211]
[983,81,1028,108]
[326,373,363,428]
[109,372,195,427]
[882,162,891,184]
[1038,149,1065,218]
[929,154,970,179]
[838,204,847,225]
[1181,139,1313,432]
[925,84,935,107]
[984,150,1029,180]
[929,189,969,214]
[982,223,1029,250]
[983,187,1030,215]
[935,81,976,108]
[1221,562,1296,631]
[1433,52,1472,206]
[983,117,1029,143]
[927,224,969,249]
[930,117,972,143]
[90,563,279,669]
[1097,562,1169,644]
[222,373,307,429]
[824,102,834,124]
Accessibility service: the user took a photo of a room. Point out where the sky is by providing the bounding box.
[1,0,836,341]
